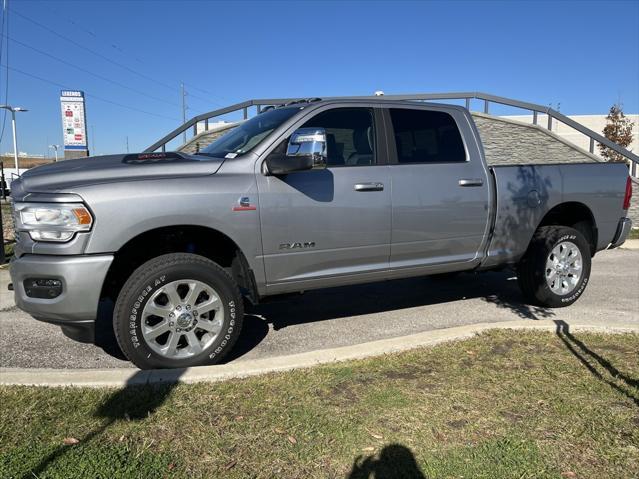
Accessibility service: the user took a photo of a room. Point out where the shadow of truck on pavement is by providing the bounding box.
[92,269,556,363]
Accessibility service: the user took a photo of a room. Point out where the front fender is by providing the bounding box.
[77,175,262,273]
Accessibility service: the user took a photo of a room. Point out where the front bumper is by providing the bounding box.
[608,217,633,249]
[9,254,113,325]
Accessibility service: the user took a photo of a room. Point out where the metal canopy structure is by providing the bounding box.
[145,92,639,171]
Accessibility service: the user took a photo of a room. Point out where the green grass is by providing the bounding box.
[1,330,638,478]
[629,228,639,240]
[2,241,13,260]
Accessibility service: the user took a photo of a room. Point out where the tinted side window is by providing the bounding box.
[389,109,466,164]
[302,108,375,166]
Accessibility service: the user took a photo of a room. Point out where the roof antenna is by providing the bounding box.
[374,90,385,96]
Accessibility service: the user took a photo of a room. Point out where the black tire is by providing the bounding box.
[517,226,591,308]
[114,253,244,369]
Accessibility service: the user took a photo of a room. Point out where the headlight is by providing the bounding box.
[14,203,93,242]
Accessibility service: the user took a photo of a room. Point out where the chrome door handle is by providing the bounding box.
[458,178,484,187]
[354,182,384,192]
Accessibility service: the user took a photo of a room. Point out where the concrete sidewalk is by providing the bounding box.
[0,266,12,311]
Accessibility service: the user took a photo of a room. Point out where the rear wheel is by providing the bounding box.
[517,226,591,308]
[114,253,243,369]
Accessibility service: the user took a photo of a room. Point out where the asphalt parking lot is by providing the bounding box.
[1,247,637,370]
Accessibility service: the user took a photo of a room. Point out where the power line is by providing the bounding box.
[10,7,179,93]
[184,83,218,97]
[11,5,231,107]
[183,82,229,105]
[11,9,232,106]
[39,5,146,66]
[2,64,180,122]
[6,34,180,108]
[185,89,225,108]
[0,0,6,65]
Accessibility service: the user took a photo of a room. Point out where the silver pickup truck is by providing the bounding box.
[9,99,633,369]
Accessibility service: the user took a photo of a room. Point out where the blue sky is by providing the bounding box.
[1,0,638,156]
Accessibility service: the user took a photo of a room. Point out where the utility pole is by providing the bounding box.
[91,125,95,155]
[126,136,129,153]
[1,161,6,200]
[181,82,187,144]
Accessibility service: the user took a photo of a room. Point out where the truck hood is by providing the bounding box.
[13,152,225,195]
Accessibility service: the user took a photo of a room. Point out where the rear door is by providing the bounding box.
[256,106,392,289]
[385,106,491,270]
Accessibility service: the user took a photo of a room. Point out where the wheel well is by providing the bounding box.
[100,225,258,304]
[538,202,597,255]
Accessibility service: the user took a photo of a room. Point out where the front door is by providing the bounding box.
[256,107,391,288]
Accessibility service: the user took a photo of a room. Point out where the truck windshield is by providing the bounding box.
[199,107,302,158]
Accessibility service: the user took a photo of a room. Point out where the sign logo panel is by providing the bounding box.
[60,90,88,150]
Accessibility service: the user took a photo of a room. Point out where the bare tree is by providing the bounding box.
[599,104,635,162]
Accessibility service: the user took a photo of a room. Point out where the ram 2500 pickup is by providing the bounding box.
[9,99,633,369]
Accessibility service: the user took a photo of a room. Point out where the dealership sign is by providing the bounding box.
[60,90,88,151]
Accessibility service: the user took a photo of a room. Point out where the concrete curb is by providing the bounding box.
[1,319,637,388]
[620,239,639,250]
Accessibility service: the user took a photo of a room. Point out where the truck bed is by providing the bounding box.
[482,162,630,268]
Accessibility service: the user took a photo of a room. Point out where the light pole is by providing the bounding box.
[0,104,28,175]
[49,144,60,162]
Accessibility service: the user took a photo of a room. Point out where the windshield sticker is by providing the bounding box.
[225,152,238,159]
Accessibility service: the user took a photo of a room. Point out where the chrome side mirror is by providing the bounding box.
[265,128,328,175]
[286,128,327,170]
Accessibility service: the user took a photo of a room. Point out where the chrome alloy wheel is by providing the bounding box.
[545,241,583,295]
[141,279,224,359]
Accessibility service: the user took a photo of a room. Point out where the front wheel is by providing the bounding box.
[114,253,244,369]
[517,226,591,308]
